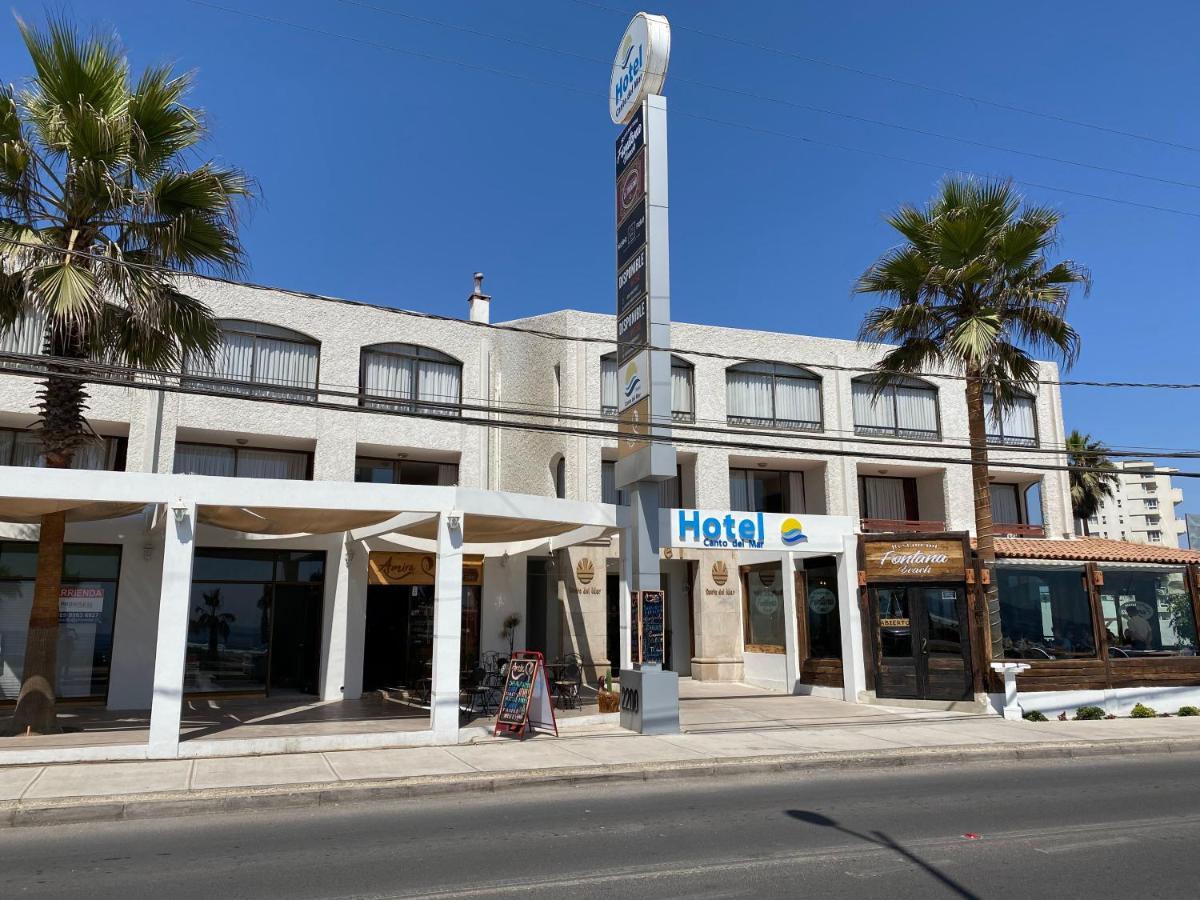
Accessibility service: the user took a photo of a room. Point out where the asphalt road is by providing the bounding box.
[4,752,1200,898]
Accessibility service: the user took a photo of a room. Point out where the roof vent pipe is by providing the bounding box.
[468,272,491,324]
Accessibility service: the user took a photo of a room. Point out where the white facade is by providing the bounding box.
[0,277,1079,756]
[1086,460,1187,548]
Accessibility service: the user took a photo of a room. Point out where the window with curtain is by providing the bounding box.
[0,314,45,367]
[183,320,319,400]
[174,442,309,480]
[852,376,939,440]
[0,428,125,470]
[729,468,805,514]
[989,483,1022,524]
[601,354,694,421]
[354,457,458,485]
[858,476,914,521]
[726,362,821,431]
[360,344,462,417]
[601,460,681,507]
[984,390,1038,447]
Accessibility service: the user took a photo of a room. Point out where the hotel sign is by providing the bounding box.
[666,509,854,555]
[863,539,966,582]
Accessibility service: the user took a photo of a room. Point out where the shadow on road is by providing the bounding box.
[786,809,980,899]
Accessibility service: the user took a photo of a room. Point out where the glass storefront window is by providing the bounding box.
[1100,568,1197,657]
[187,548,326,695]
[997,564,1096,660]
[0,542,121,701]
[744,563,785,652]
[803,557,841,659]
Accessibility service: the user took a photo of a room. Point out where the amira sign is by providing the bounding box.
[609,12,671,125]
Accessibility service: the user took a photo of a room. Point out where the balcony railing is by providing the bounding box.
[993,523,1046,538]
[861,518,946,534]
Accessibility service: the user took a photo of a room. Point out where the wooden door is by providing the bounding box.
[872,584,972,701]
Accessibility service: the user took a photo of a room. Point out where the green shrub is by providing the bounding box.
[1074,706,1106,720]
[1178,706,1200,717]
[1130,703,1158,718]
[1023,710,1048,722]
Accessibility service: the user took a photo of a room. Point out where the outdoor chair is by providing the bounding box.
[554,654,583,710]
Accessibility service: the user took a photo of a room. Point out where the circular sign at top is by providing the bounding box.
[609,12,671,125]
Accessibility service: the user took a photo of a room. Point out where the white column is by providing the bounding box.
[781,552,800,693]
[319,535,361,702]
[838,535,866,704]
[341,545,370,700]
[147,500,196,758]
[430,512,464,742]
[619,536,632,671]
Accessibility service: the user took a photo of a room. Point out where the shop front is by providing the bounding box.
[364,551,482,696]
[861,533,975,702]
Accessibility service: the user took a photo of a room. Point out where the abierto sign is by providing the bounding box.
[609,12,671,125]
[863,538,966,582]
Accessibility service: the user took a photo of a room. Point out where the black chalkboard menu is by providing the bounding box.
[494,650,558,739]
[640,589,665,665]
[497,657,538,726]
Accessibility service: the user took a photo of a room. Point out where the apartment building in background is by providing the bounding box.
[1086,460,1187,547]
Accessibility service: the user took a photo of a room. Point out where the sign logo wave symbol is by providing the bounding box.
[623,363,642,399]
[780,517,808,546]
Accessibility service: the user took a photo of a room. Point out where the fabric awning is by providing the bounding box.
[0,498,146,523]
[391,513,584,544]
[197,506,398,536]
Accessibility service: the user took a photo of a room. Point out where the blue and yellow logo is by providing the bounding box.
[622,360,642,402]
[780,517,807,546]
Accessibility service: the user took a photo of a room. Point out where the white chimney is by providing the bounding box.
[468,272,491,324]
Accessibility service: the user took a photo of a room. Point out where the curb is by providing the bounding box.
[4,735,1200,829]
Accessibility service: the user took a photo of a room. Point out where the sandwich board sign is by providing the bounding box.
[494,650,558,739]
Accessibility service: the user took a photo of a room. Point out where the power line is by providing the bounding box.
[183,0,1200,221]
[4,233,1200,395]
[2,352,1196,481]
[339,0,1200,193]
[566,0,1200,156]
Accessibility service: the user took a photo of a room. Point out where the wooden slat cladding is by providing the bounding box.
[997,657,1200,693]
[800,658,842,688]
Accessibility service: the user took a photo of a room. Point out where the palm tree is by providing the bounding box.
[854,176,1089,663]
[1066,430,1118,534]
[193,589,236,662]
[0,17,253,734]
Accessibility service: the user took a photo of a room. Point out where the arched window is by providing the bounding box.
[726,362,822,431]
[360,343,462,417]
[851,375,940,441]
[985,388,1038,447]
[0,314,45,357]
[183,319,319,399]
[601,353,694,422]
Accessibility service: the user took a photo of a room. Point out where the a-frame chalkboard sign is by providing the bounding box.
[494,650,559,739]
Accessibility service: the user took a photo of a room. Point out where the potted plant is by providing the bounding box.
[500,613,522,659]
[598,670,620,713]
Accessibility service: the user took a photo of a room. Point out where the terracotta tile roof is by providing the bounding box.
[993,537,1200,565]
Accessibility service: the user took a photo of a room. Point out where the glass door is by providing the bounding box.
[872,584,971,701]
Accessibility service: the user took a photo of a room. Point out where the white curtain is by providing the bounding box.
[601,357,618,411]
[256,337,318,391]
[727,370,774,421]
[10,432,41,467]
[729,470,750,511]
[0,429,11,465]
[1,430,108,469]
[894,384,938,434]
[236,448,307,480]
[601,461,618,504]
[363,351,414,401]
[863,477,906,520]
[989,394,1037,442]
[174,443,236,476]
[418,359,461,413]
[852,381,895,430]
[671,365,693,418]
[0,314,45,357]
[437,463,458,486]
[788,471,807,514]
[775,376,820,425]
[990,484,1021,524]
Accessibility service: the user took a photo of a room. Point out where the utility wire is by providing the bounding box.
[184,1,1200,221]
[3,353,1196,480]
[3,233,1200,394]
[339,0,1200,192]
[566,0,1200,156]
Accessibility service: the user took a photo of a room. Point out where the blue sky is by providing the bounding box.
[3,1,1198,524]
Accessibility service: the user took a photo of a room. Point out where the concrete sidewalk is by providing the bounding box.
[4,682,1200,827]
